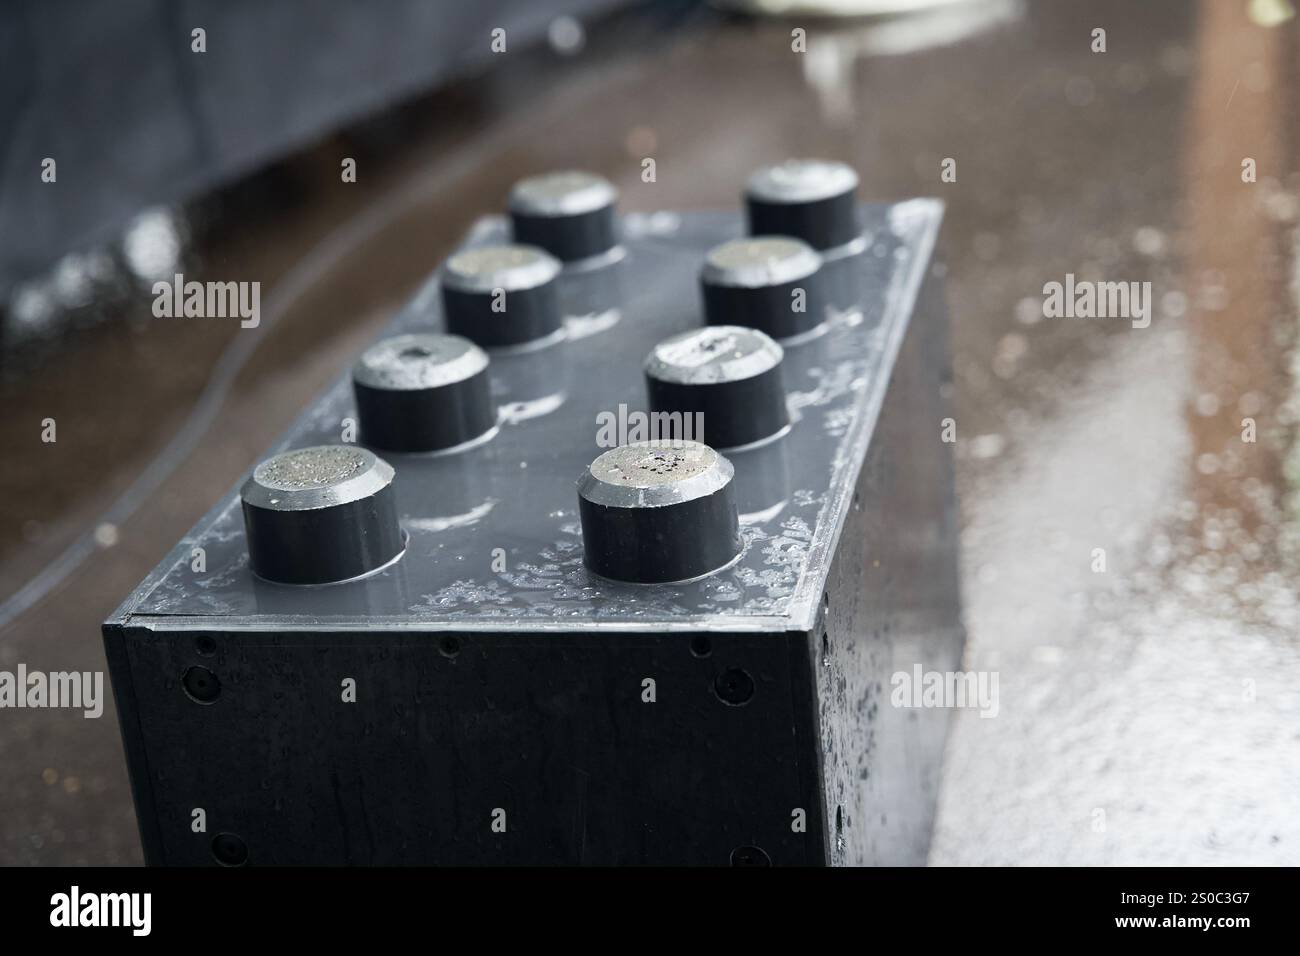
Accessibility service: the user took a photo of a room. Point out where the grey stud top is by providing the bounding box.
[509,170,618,217]
[644,325,783,385]
[441,244,562,293]
[578,440,734,509]
[745,158,859,204]
[701,236,820,288]
[241,445,394,512]
[352,333,488,391]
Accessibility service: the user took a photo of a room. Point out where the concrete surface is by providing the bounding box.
[0,0,1297,864]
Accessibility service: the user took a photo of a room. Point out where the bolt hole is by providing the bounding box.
[211,832,248,867]
[822,591,829,611]
[399,346,434,360]
[690,635,712,658]
[853,491,862,510]
[836,805,844,834]
[182,665,221,704]
[821,632,830,667]
[439,635,461,658]
[194,635,217,657]
[729,844,771,867]
[714,667,754,706]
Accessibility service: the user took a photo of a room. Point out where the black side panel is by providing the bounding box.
[120,629,826,866]
[101,623,166,864]
[816,266,965,865]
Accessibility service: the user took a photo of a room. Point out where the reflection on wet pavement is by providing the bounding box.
[1,0,1297,863]
[933,0,1300,864]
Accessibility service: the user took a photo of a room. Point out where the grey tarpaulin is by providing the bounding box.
[0,0,629,296]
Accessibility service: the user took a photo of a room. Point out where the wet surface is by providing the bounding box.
[115,205,935,628]
[1,0,1299,864]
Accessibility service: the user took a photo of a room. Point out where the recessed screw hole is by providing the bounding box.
[399,346,434,360]
[690,635,712,657]
[714,667,754,706]
[439,636,461,658]
[194,635,217,657]
[821,632,830,667]
[182,665,221,704]
[730,844,771,867]
[211,832,248,867]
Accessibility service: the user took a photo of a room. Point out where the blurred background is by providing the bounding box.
[1,0,1298,865]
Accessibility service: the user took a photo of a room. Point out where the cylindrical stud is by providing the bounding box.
[240,445,404,585]
[352,333,496,454]
[509,171,619,262]
[700,236,825,341]
[440,244,563,348]
[745,158,860,251]
[577,440,741,584]
[644,326,789,450]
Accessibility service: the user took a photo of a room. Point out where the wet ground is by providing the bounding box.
[1,0,1298,864]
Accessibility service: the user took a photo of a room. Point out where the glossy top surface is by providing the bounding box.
[117,200,942,632]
